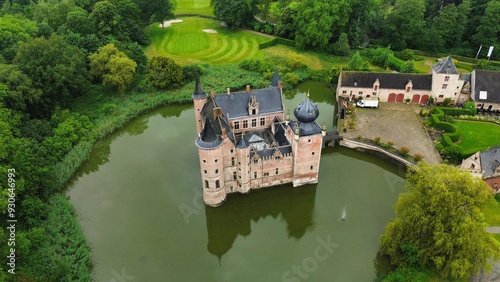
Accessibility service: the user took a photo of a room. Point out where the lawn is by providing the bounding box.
[145,17,273,65]
[454,120,500,152]
[484,198,500,226]
[172,0,214,17]
[262,45,349,70]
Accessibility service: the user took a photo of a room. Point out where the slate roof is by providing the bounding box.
[432,56,459,74]
[473,70,500,103]
[294,98,319,123]
[192,76,207,99]
[288,120,322,136]
[213,87,283,119]
[340,71,432,90]
[195,119,223,148]
[481,146,500,178]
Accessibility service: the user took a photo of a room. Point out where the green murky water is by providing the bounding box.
[67,81,405,281]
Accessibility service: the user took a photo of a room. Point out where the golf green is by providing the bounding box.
[146,17,274,65]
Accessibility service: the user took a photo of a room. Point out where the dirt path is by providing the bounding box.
[342,103,442,164]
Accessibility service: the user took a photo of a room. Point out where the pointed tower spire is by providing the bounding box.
[192,76,207,99]
[270,68,281,87]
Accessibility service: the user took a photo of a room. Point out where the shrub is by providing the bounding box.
[443,97,452,106]
[284,72,300,86]
[387,141,394,147]
[356,135,362,140]
[375,137,381,145]
[442,146,462,163]
[413,153,424,162]
[239,59,262,72]
[287,54,306,70]
[439,107,473,117]
[182,64,204,82]
[347,120,356,129]
[399,147,410,156]
[420,109,428,116]
[464,101,477,116]
[494,193,500,203]
[396,49,414,61]
[382,143,392,149]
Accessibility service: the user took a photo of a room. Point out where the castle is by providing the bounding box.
[192,70,325,207]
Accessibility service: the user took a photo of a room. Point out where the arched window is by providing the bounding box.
[205,180,209,190]
[215,180,220,190]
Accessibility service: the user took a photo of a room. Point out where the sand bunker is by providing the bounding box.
[202,29,218,33]
[159,19,183,28]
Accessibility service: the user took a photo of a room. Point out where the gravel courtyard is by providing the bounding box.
[341,103,442,164]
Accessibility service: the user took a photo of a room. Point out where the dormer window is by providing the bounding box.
[406,87,411,92]
[374,85,378,91]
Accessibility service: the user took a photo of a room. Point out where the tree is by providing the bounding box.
[294,0,350,50]
[347,51,369,71]
[473,0,500,47]
[89,0,121,37]
[134,0,173,28]
[89,43,137,95]
[211,0,257,28]
[0,64,41,112]
[0,15,38,62]
[147,56,184,89]
[347,0,370,47]
[432,1,471,49]
[332,33,350,56]
[400,60,415,73]
[382,0,426,50]
[380,163,500,279]
[14,35,90,117]
[33,0,82,31]
[275,4,298,39]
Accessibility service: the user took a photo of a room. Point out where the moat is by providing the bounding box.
[67,81,406,281]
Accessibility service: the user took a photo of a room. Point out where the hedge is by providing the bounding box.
[258,37,296,49]
[439,107,473,117]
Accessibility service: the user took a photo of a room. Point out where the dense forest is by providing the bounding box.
[0,0,499,280]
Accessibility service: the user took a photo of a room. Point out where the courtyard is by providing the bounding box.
[340,102,442,164]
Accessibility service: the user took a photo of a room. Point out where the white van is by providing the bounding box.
[356,100,379,108]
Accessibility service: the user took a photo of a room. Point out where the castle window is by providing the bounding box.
[203,159,206,163]
[254,172,257,179]
[275,168,279,175]
[215,169,218,174]
[310,166,313,170]
[444,76,450,82]
[252,109,256,115]
[253,159,258,164]
[373,92,377,96]
[251,119,257,127]
[205,180,209,190]
[406,87,411,92]
[275,156,280,160]
[234,121,240,129]
[366,95,370,98]
[216,180,220,189]
[264,172,269,177]
[231,157,235,166]
[438,95,444,98]
[243,120,248,128]
[260,117,265,126]
[312,152,315,155]
[374,85,378,91]
[308,139,311,143]
[231,149,233,154]
[215,159,218,163]
[358,91,363,95]
[471,163,475,169]
[342,90,347,94]
[442,84,448,89]
[233,172,237,180]
[204,170,207,174]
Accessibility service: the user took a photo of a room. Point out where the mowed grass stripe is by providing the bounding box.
[195,32,228,58]
[146,17,274,65]
[212,38,239,63]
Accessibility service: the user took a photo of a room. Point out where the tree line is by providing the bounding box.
[212,0,500,60]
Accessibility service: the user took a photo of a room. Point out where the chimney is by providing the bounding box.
[210,90,215,99]
[213,107,222,119]
[227,88,230,95]
[246,85,251,93]
[226,112,230,120]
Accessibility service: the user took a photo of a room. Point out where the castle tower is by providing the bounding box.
[430,56,464,104]
[235,136,251,193]
[195,119,226,207]
[192,76,207,135]
[290,93,323,187]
